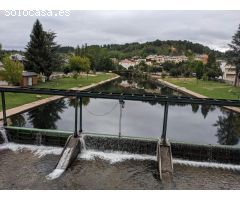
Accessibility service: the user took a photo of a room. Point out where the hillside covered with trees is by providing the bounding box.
[57,40,223,59]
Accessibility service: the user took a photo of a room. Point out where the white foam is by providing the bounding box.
[78,149,156,164]
[79,136,86,150]
[78,149,240,171]
[0,143,63,158]
[173,159,240,170]
[0,128,8,143]
[46,169,65,180]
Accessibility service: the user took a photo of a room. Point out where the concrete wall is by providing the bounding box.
[0,134,4,144]
[84,134,240,165]
[4,128,240,165]
[6,128,69,147]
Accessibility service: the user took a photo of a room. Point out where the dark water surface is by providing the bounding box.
[9,77,240,146]
[1,148,240,190]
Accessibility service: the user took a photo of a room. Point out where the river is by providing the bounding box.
[9,76,240,146]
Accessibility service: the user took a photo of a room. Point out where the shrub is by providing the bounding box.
[0,57,23,86]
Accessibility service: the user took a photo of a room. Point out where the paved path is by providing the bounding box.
[157,78,240,113]
[0,75,119,120]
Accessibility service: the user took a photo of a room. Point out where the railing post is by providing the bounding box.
[161,102,169,144]
[79,97,82,134]
[74,97,78,138]
[1,92,7,126]
[119,99,124,138]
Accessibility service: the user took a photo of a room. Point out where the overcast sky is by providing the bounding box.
[0,10,240,52]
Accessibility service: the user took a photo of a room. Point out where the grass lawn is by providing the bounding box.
[164,77,240,100]
[0,73,117,111]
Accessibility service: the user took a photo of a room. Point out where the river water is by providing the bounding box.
[1,146,240,189]
[9,76,240,146]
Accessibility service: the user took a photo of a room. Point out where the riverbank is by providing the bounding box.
[163,78,240,100]
[0,73,119,120]
[157,78,240,113]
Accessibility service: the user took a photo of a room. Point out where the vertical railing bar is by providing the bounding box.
[79,97,83,134]
[1,91,7,126]
[74,96,78,138]
[161,101,169,144]
[119,99,124,138]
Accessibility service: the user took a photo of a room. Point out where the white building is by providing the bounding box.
[119,59,136,69]
[220,60,236,83]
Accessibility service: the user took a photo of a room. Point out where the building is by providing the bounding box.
[119,59,136,69]
[10,54,25,63]
[220,61,236,83]
[195,54,208,64]
[21,71,38,87]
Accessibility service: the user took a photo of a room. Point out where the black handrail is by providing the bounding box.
[0,87,240,106]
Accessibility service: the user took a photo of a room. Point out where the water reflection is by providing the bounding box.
[8,77,240,146]
[27,99,67,129]
[10,115,26,127]
[214,112,240,145]
[68,97,90,108]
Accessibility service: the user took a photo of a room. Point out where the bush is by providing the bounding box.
[0,57,23,86]
[72,72,78,79]
[63,66,71,74]
[202,73,208,81]
[161,72,167,79]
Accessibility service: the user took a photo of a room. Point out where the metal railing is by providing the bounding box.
[1,87,240,142]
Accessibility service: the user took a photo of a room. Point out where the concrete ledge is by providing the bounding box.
[3,129,240,165]
[83,134,240,165]
[5,127,70,147]
[157,139,173,180]
[56,135,80,170]
[46,135,81,180]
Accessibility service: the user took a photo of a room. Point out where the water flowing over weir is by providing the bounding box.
[76,134,240,172]
[0,127,8,144]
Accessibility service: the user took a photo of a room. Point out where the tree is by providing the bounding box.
[75,45,81,56]
[204,52,222,80]
[0,57,23,85]
[25,19,61,80]
[227,24,240,87]
[193,61,204,79]
[68,56,90,74]
[0,43,4,61]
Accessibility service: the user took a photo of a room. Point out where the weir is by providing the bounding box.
[1,87,240,180]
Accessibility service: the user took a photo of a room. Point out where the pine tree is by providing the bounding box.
[25,19,61,80]
[227,24,240,86]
